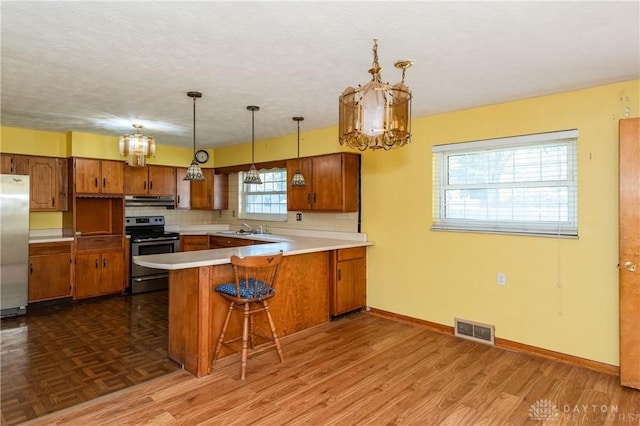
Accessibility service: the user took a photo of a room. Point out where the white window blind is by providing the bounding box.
[432,130,578,237]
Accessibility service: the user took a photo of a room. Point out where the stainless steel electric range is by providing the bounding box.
[125,216,180,294]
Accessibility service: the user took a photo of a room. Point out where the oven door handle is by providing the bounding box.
[132,274,168,282]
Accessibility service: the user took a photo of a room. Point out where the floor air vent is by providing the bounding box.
[454,318,495,345]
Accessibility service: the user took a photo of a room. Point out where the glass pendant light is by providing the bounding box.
[290,116,306,186]
[339,39,413,151]
[119,124,156,167]
[243,105,262,184]
[184,91,206,181]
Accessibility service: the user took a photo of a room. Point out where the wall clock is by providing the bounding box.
[195,149,209,164]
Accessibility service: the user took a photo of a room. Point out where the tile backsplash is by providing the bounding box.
[124,207,359,233]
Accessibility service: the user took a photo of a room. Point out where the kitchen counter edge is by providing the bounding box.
[134,235,374,270]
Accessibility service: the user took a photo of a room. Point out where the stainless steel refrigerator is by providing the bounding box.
[1,174,30,317]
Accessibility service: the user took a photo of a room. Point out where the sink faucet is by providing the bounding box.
[241,223,255,233]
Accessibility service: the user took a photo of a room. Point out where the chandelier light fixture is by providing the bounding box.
[119,124,156,167]
[339,39,413,151]
[183,91,206,181]
[243,105,262,184]
[290,116,306,187]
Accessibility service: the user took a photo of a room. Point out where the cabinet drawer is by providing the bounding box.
[30,241,72,256]
[337,247,366,262]
[76,235,122,251]
[208,235,254,248]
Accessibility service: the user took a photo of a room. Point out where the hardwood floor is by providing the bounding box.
[15,312,640,425]
[0,291,179,426]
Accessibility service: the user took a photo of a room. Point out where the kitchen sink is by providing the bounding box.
[215,230,254,235]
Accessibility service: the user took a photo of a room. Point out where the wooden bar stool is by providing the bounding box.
[212,251,284,380]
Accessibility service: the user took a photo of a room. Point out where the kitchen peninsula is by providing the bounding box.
[134,231,373,377]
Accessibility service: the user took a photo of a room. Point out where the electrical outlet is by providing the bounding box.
[497,273,506,286]
[296,213,302,221]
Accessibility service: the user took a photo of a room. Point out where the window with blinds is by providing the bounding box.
[238,168,288,220]
[432,130,578,237]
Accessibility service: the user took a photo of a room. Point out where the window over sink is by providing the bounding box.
[238,168,287,221]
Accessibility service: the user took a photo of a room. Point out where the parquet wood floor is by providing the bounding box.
[18,312,640,426]
[0,291,179,426]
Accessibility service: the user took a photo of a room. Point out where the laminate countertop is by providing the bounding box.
[134,232,374,270]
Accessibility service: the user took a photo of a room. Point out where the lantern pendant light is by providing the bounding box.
[183,91,206,181]
[243,105,262,184]
[339,39,413,150]
[290,116,306,187]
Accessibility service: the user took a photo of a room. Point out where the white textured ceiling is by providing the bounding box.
[1,1,639,149]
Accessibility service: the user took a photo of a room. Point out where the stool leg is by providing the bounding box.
[249,305,255,349]
[213,301,235,366]
[262,300,284,363]
[241,302,251,380]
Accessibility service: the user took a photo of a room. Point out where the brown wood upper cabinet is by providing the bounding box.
[1,154,68,211]
[74,158,124,195]
[287,153,359,212]
[0,153,29,175]
[190,169,228,210]
[124,165,176,196]
[29,156,68,211]
[176,167,191,209]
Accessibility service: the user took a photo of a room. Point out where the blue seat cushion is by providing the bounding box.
[215,278,274,300]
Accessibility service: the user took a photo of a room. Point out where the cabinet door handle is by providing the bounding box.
[52,196,55,207]
[103,258,107,268]
[177,195,181,204]
[144,181,147,190]
[95,259,99,269]
[338,269,341,281]
[149,181,153,190]
[313,193,317,204]
[94,177,98,188]
[307,193,311,204]
[29,263,33,274]
[103,178,106,188]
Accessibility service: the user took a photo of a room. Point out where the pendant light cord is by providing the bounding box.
[293,116,304,169]
[193,96,197,157]
[251,109,255,163]
[297,119,301,169]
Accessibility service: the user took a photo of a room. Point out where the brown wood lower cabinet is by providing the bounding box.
[180,235,210,252]
[28,241,72,302]
[331,247,366,316]
[74,236,124,299]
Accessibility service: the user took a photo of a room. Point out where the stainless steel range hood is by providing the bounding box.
[125,195,175,208]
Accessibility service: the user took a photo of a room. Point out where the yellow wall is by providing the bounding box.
[1,127,68,157]
[213,127,348,167]
[67,131,196,166]
[362,80,639,366]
